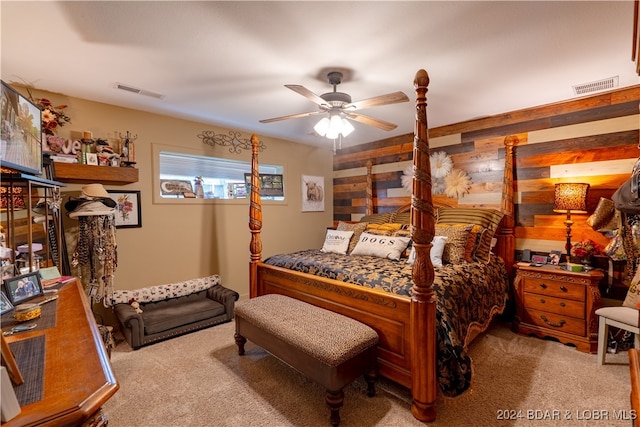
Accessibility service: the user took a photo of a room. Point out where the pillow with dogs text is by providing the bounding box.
[351,232,411,261]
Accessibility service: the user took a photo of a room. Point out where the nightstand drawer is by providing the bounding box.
[523,308,585,336]
[522,277,585,301]
[523,292,584,318]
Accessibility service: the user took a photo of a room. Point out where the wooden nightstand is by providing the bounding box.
[513,263,604,353]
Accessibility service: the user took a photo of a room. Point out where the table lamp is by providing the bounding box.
[553,183,589,257]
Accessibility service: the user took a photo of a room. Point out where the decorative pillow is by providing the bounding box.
[390,211,411,225]
[437,207,504,262]
[337,221,368,254]
[604,231,626,260]
[366,223,405,235]
[622,267,640,309]
[407,236,448,267]
[359,212,394,225]
[434,223,483,262]
[435,224,474,264]
[391,228,413,257]
[320,229,354,255]
[587,197,618,231]
[351,232,411,261]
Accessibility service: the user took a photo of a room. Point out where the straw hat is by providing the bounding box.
[65,183,116,218]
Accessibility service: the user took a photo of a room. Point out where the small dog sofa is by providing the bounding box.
[112,275,239,349]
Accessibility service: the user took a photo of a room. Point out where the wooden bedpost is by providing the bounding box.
[249,134,263,298]
[409,69,437,422]
[366,160,373,216]
[499,135,518,278]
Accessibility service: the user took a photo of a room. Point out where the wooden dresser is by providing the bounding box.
[1,278,118,426]
[513,263,604,353]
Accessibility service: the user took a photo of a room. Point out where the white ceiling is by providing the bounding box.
[1,1,639,149]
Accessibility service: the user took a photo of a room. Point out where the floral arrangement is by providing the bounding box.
[571,239,604,260]
[23,86,71,136]
[36,98,71,136]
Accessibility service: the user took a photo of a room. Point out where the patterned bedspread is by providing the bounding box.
[264,249,509,397]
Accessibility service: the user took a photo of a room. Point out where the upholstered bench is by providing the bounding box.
[234,294,379,427]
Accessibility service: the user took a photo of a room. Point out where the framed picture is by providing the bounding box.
[3,272,44,306]
[0,291,13,315]
[243,173,284,197]
[108,190,142,228]
[1,264,15,281]
[86,152,98,165]
[549,250,562,265]
[301,175,325,212]
[0,80,43,175]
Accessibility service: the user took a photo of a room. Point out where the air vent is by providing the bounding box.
[572,76,619,95]
[114,83,164,99]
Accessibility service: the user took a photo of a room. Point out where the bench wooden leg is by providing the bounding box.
[325,389,344,427]
[364,369,377,397]
[234,332,247,355]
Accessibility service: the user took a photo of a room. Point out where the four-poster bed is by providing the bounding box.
[248,69,516,422]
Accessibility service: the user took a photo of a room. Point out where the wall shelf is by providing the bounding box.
[52,162,138,185]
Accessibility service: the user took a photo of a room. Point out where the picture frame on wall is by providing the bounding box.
[301,175,325,212]
[3,272,44,306]
[107,190,142,228]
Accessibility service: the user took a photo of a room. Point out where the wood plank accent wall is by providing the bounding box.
[334,85,640,256]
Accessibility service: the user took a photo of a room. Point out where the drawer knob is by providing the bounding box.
[560,285,567,292]
[540,315,566,328]
[540,298,546,304]
[539,283,547,289]
[560,302,566,307]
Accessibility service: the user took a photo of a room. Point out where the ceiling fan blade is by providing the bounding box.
[344,91,409,110]
[285,85,329,107]
[345,113,398,131]
[259,110,323,124]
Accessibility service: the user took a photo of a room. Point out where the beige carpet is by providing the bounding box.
[102,320,633,426]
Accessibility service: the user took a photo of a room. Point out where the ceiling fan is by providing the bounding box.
[259,71,409,137]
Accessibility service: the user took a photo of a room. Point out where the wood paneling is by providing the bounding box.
[334,84,640,254]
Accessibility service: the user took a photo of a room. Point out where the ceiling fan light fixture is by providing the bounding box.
[341,118,354,137]
[325,127,340,140]
[314,114,353,140]
[313,117,330,136]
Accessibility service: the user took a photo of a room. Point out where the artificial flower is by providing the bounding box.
[35,98,71,136]
[401,164,413,193]
[24,86,72,136]
[430,151,453,179]
[571,239,604,259]
[443,169,472,199]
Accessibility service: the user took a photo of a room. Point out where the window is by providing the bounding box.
[158,151,284,200]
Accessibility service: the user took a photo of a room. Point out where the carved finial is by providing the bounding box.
[414,69,430,88]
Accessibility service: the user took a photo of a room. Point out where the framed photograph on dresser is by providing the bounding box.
[3,272,44,306]
[0,291,13,315]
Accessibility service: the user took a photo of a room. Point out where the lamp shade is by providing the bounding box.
[553,183,589,213]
